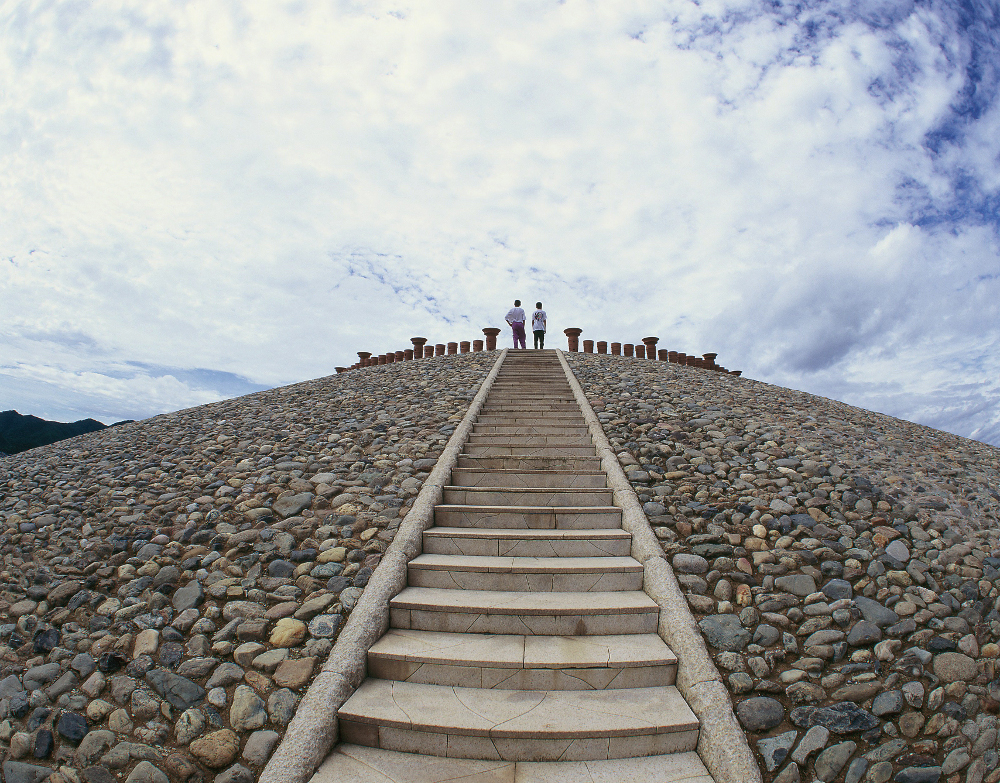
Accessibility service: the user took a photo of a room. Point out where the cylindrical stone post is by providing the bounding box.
[668,351,678,363]
[386,353,395,363]
[424,346,434,358]
[687,356,698,367]
[563,328,583,352]
[703,352,718,368]
[435,344,446,356]
[642,337,659,359]
[483,328,501,351]
[394,351,404,362]
[447,342,458,355]
[658,349,668,361]
[410,337,428,358]
[473,339,484,351]
[635,345,646,359]
[597,341,608,354]
[583,340,594,353]
[460,341,471,353]
[623,344,634,357]
[358,351,372,367]
[611,343,621,356]
[677,352,687,365]
[404,349,413,360]
[377,354,386,365]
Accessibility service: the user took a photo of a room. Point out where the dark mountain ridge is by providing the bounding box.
[0,410,111,455]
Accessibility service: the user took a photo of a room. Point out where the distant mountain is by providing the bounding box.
[0,410,110,455]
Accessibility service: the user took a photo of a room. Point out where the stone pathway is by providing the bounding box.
[311,349,713,782]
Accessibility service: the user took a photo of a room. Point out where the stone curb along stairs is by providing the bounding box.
[262,348,761,782]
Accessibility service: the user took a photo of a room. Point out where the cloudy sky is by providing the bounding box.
[2,0,999,444]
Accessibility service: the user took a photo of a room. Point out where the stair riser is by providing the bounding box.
[407,569,643,592]
[464,446,597,457]
[390,608,659,636]
[367,660,675,690]
[466,435,594,446]
[442,489,613,506]
[449,470,608,488]
[433,509,621,530]
[475,414,584,423]
[422,535,632,558]
[472,425,591,435]
[338,723,699,761]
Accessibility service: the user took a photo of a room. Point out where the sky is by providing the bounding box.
[2,0,1000,444]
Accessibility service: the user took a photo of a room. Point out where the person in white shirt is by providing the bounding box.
[532,302,547,349]
[505,300,527,349]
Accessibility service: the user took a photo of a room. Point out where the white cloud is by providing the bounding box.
[1,0,998,441]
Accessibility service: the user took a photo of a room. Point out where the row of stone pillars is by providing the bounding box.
[562,329,740,375]
[335,327,740,376]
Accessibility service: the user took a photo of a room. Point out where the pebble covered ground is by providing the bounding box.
[566,351,1000,783]
[0,351,496,783]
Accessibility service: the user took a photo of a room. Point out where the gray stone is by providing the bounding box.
[815,741,856,781]
[789,702,879,734]
[0,674,23,700]
[933,652,978,682]
[775,574,817,597]
[174,708,205,745]
[757,730,797,771]
[871,690,904,717]
[308,614,342,638]
[822,579,853,601]
[773,762,801,783]
[230,685,266,731]
[792,725,830,764]
[885,540,909,562]
[266,689,297,725]
[206,663,245,689]
[847,620,882,646]
[216,764,254,783]
[2,761,53,783]
[126,761,170,783]
[844,757,868,783]
[864,739,907,763]
[146,669,205,710]
[698,615,751,651]
[867,761,893,783]
[23,662,61,690]
[672,553,709,574]
[272,492,314,518]
[894,767,941,783]
[171,582,204,612]
[242,729,280,766]
[75,729,116,766]
[853,596,899,628]
[736,697,785,731]
[941,747,970,775]
[754,624,781,646]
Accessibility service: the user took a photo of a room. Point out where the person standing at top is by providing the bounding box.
[505,300,527,349]
[532,302,547,349]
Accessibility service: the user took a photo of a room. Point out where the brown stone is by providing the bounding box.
[610,342,621,356]
[642,336,659,358]
[635,344,646,359]
[273,657,316,690]
[482,328,501,351]
[473,339,484,351]
[596,341,608,354]
[190,729,239,768]
[410,337,427,358]
[583,340,594,353]
[435,344,446,356]
[623,343,634,357]
[563,328,583,352]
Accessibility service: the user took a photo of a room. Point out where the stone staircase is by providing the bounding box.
[312,349,714,782]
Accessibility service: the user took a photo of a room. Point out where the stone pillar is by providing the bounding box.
[642,337,659,360]
[686,356,698,367]
[335,367,347,373]
[677,352,687,365]
[583,340,594,353]
[473,339,484,351]
[610,343,621,356]
[404,349,414,360]
[635,345,646,359]
[460,341,471,353]
[378,354,386,365]
[482,328,501,351]
[668,351,678,363]
[563,328,583,352]
[386,353,395,363]
[410,337,427,358]
[424,346,434,358]
[623,344,634,357]
[435,344,446,356]
[447,342,458,355]
[703,353,718,368]
[394,351,405,362]
[358,352,372,367]
[597,341,608,354]
[658,349,669,361]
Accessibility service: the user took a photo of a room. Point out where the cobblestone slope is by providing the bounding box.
[566,351,1000,783]
[0,352,496,783]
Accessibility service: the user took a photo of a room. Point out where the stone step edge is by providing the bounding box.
[423,527,631,540]
[390,587,658,615]
[409,554,643,573]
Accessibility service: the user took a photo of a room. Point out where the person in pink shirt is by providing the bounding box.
[505,300,527,349]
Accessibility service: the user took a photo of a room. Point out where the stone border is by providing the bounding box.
[556,349,763,783]
[259,349,509,783]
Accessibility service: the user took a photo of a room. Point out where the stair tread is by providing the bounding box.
[424,527,630,540]
[410,554,642,573]
[313,745,713,783]
[369,630,675,669]
[436,505,620,514]
[391,587,658,614]
[339,681,697,738]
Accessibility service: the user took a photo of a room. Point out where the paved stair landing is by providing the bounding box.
[311,350,712,782]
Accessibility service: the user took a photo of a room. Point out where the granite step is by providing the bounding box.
[389,587,660,635]
[457,455,602,470]
[441,486,613,506]
[448,469,608,489]
[407,554,643,591]
[422,527,632,558]
[337,681,699,761]
[433,505,621,530]
[366,630,676,689]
